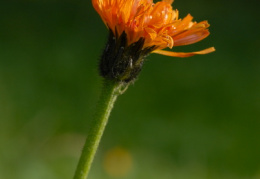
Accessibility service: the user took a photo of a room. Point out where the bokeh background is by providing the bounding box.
[0,0,259,178]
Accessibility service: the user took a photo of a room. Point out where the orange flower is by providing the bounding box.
[92,0,215,58]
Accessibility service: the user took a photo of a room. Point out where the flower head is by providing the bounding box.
[92,0,215,82]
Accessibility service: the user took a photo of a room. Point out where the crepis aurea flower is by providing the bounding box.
[92,0,215,83]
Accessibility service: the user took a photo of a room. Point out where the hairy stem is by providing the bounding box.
[73,79,122,179]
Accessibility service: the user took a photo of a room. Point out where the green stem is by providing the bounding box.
[73,79,122,179]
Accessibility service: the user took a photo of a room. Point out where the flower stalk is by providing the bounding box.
[73,79,123,179]
[73,0,215,178]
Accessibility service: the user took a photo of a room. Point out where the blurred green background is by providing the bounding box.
[0,0,259,178]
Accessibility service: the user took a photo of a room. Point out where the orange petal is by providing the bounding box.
[163,0,174,4]
[153,47,216,57]
[173,29,210,46]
